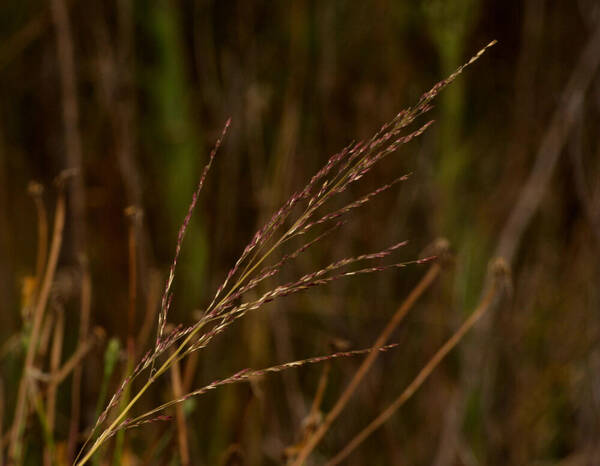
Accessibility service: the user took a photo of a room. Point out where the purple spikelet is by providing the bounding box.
[156,119,231,350]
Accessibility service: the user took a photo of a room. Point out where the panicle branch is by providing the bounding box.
[111,343,401,437]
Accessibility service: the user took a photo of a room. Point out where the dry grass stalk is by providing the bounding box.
[284,360,331,461]
[291,259,443,465]
[308,361,331,426]
[9,175,68,463]
[125,206,141,356]
[326,259,510,465]
[44,306,64,466]
[136,268,161,356]
[181,348,200,394]
[170,355,190,466]
[30,328,104,386]
[27,182,48,302]
[50,0,90,456]
[37,310,55,360]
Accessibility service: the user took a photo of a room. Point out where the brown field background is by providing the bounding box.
[1,1,600,464]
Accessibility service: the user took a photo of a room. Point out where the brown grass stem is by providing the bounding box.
[9,181,66,463]
[69,268,91,458]
[37,311,55,360]
[309,361,330,422]
[326,262,506,465]
[285,361,332,460]
[182,349,200,393]
[32,329,103,386]
[125,206,140,356]
[136,269,161,355]
[28,182,48,301]
[50,0,89,456]
[45,307,64,466]
[291,262,441,465]
[170,356,190,466]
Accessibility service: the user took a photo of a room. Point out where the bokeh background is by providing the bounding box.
[1,0,600,464]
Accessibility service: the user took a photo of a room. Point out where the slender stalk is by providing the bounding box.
[50,0,90,456]
[326,262,506,465]
[292,262,441,465]
[69,269,91,459]
[28,182,48,302]
[182,350,200,393]
[45,307,64,466]
[136,269,161,355]
[10,182,66,463]
[170,356,190,466]
[309,361,330,421]
[32,331,101,386]
[37,311,55,360]
[125,206,140,356]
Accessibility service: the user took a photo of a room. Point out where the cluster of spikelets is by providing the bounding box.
[75,40,497,465]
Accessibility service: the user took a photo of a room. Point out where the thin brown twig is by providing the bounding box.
[9,178,67,462]
[37,311,55,360]
[136,268,161,356]
[31,329,103,387]
[50,0,90,457]
[69,270,91,458]
[327,259,508,465]
[95,0,157,348]
[45,307,64,466]
[309,361,330,422]
[182,349,200,394]
[170,356,190,466]
[284,361,332,460]
[291,260,442,465]
[28,182,48,301]
[125,206,141,356]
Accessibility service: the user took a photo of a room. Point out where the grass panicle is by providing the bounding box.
[75,41,496,466]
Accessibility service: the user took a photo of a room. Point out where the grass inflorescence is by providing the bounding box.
[69,40,497,465]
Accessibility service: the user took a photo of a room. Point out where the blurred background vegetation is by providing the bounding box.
[1,0,600,464]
